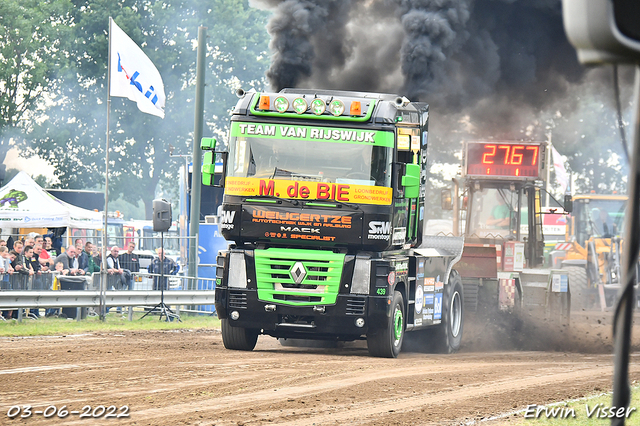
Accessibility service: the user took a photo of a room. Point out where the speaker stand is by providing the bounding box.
[140,231,181,322]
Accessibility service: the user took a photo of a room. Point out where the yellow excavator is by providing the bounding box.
[555,194,629,309]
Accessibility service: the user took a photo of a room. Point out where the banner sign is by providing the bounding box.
[241,206,362,244]
[225,177,392,206]
[231,122,394,146]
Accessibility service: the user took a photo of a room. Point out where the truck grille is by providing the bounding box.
[254,248,345,306]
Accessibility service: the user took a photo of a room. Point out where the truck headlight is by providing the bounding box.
[228,252,248,288]
[351,256,371,294]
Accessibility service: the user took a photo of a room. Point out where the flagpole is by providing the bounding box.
[100,17,113,321]
[546,137,551,208]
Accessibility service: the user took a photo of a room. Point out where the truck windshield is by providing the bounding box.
[227,133,393,188]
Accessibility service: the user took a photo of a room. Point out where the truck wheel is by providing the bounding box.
[433,271,464,354]
[367,291,405,358]
[564,265,588,309]
[221,318,259,351]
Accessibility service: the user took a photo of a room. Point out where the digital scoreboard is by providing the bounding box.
[464,141,545,179]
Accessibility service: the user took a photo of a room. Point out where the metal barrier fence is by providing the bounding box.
[0,271,218,322]
[0,233,199,280]
[1,271,56,290]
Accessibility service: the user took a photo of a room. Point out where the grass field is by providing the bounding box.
[0,309,220,336]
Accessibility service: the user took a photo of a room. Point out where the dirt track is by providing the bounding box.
[1,311,639,426]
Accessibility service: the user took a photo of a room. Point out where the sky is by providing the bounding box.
[4,147,56,182]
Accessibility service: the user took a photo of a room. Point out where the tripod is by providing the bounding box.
[141,231,181,322]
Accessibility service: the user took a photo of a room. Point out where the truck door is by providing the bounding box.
[393,104,428,248]
[394,125,420,247]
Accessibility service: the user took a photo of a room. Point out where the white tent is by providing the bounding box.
[0,172,103,229]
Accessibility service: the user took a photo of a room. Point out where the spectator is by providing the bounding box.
[118,241,140,290]
[45,261,67,317]
[106,246,129,314]
[11,243,34,318]
[20,246,36,276]
[0,246,13,286]
[24,236,35,248]
[86,245,101,274]
[92,246,102,269]
[45,230,64,257]
[0,245,13,272]
[1,250,17,319]
[24,245,41,317]
[7,251,16,269]
[0,239,6,248]
[25,245,42,277]
[44,236,58,257]
[106,246,129,289]
[32,239,50,272]
[75,238,84,253]
[54,261,67,276]
[149,248,178,291]
[78,242,92,274]
[54,246,84,276]
[35,236,53,268]
[10,241,28,276]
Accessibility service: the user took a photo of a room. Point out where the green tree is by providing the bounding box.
[26,0,270,218]
[0,0,73,174]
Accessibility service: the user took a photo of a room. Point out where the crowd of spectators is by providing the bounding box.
[0,233,181,319]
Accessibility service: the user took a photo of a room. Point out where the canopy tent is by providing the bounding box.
[0,172,103,229]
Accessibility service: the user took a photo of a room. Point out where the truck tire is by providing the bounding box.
[221,318,259,351]
[564,265,588,309]
[367,291,405,358]
[433,271,464,354]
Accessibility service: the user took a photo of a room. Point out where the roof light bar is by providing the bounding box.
[329,100,345,116]
[274,96,289,113]
[310,99,326,115]
[292,98,308,114]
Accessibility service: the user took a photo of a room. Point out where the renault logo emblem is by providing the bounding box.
[290,262,307,284]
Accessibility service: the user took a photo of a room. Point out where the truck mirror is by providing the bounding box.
[401,164,420,199]
[201,137,217,151]
[441,189,453,210]
[202,151,215,186]
[562,0,640,65]
[202,152,227,188]
[563,194,573,213]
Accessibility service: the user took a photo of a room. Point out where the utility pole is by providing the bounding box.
[188,26,206,285]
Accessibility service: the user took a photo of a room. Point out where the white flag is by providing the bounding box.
[551,145,569,194]
[109,18,166,118]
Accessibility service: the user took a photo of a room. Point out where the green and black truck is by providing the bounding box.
[201,89,465,357]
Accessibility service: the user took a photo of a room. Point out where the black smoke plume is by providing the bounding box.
[260,0,633,197]
[262,0,585,132]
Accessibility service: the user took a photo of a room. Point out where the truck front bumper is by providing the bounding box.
[215,287,390,340]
